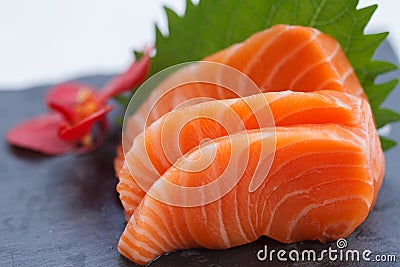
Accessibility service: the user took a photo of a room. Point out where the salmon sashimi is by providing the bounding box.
[117,90,370,218]
[120,24,364,154]
[115,23,385,265]
[119,124,384,265]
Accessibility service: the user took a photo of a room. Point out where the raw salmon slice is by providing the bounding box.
[118,123,383,265]
[117,90,368,218]
[121,24,363,150]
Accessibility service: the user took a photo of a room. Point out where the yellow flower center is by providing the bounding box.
[75,88,98,120]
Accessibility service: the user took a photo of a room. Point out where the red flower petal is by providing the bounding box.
[46,82,98,123]
[73,117,109,154]
[97,50,151,103]
[6,113,76,155]
[46,82,97,107]
[58,105,113,141]
[48,101,79,125]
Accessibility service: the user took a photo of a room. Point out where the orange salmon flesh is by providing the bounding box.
[114,25,384,265]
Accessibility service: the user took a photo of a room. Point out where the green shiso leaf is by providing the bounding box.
[374,108,400,129]
[380,136,397,151]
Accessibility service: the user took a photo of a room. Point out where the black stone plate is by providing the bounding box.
[0,41,399,267]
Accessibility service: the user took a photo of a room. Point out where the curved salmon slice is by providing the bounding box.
[117,90,371,218]
[206,24,363,95]
[118,123,384,265]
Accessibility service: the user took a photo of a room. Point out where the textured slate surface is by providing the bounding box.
[0,42,399,267]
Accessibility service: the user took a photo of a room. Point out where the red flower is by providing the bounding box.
[6,51,150,155]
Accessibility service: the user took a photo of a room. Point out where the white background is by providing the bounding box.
[0,0,398,90]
